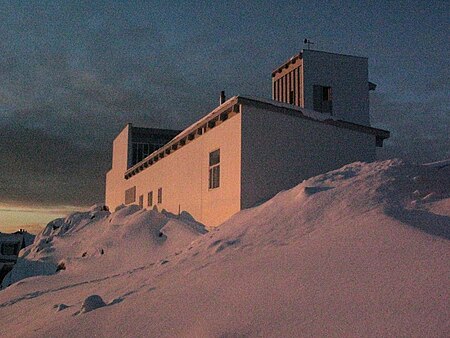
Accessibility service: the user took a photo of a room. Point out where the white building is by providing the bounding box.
[105,50,389,227]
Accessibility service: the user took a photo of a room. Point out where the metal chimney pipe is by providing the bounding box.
[220,91,226,105]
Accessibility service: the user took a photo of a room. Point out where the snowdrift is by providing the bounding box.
[0,159,449,337]
[1,204,206,288]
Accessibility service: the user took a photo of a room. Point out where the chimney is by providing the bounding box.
[220,91,226,105]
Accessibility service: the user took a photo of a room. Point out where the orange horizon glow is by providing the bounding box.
[0,204,87,234]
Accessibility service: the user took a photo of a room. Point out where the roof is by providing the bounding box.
[124,96,390,180]
[0,232,24,243]
[271,49,368,77]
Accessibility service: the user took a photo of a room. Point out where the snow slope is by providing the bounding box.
[0,159,449,337]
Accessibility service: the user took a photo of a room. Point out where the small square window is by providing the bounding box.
[125,186,136,204]
[1,243,18,256]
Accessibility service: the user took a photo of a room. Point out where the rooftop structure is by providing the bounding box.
[272,49,375,125]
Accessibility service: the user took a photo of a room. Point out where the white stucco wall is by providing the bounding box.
[302,50,370,126]
[240,104,376,209]
[106,114,242,227]
[105,124,131,210]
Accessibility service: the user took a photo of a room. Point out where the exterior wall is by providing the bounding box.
[302,50,370,126]
[105,124,132,210]
[107,114,242,227]
[240,105,376,209]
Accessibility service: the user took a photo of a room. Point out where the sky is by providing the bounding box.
[0,0,448,233]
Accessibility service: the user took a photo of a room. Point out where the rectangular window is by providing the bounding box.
[323,86,332,101]
[139,195,143,208]
[147,191,153,207]
[277,79,281,101]
[131,142,152,165]
[287,72,291,103]
[296,66,301,105]
[209,149,220,189]
[125,186,136,204]
[158,188,163,204]
[313,85,333,114]
[1,242,19,256]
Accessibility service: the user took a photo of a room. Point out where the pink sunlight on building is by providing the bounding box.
[106,50,389,226]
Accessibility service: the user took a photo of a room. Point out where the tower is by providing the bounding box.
[272,49,374,126]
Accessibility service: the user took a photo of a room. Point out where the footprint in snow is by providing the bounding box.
[215,239,241,253]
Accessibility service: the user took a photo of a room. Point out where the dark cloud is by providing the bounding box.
[0,3,230,209]
[0,125,109,207]
[371,90,450,163]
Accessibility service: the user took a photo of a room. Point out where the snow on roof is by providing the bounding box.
[242,95,337,122]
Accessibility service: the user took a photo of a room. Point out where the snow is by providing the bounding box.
[79,295,106,314]
[423,158,450,169]
[243,95,338,122]
[0,159,449,337]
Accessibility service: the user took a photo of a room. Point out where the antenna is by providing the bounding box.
[304,38,314,50]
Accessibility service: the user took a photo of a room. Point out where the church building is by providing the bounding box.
[105,50,390,226]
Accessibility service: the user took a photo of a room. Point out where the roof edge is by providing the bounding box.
[124,96,390,178]
[236,96,390,139]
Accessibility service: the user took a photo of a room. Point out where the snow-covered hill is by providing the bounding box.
[0,159,449,337]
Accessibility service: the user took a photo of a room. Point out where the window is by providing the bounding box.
[131,142,151,165]
[147,191,153,206]
[138,195,143,208]
[313,85,333,114]
[322,86,332,101]
[209,149,220,189]
[1,242,19,256]
[125,186,136,204]
[158,188,163,204]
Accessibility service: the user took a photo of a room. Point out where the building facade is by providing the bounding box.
[105,50,390,227]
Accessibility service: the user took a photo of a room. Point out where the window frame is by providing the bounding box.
[125,186,136,204]
[1,242,19,256]
[157,187,163,204]
[147,191,153,207]
[313,85,333,114]
[208,148,220,190]
[131,142,152,165]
